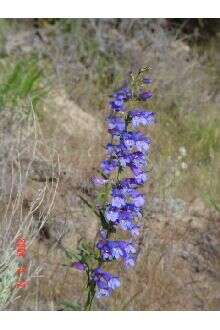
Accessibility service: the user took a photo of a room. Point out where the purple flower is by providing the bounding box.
[105,201,143,237]
[143,78,152,84]
[112,87,132,101]
[106,144,130,168]
[118,218,140,236]
[111,188,128,207]
[106,144,147,175]
[112,187,145,208]
[134,172,148,185]
[129,151,146,169]
[101,159,118,175]
[125,203,142,218]
[134,134,151,153]
[121,132,151,153]
[107,116,125,135]
[118,174,147,188]
[110,87,132,112]
[91,268,120,298]
[139,91,153,101]
[97,240,136,268]
[105,206,119,223]
[130,224,140,236]
[99,229,108,239]
[111,196,126,208]
[121,132,136,149]
[110,99,125,112]
[117,178,138,188]
[131,192,145,207]
[91,70,155,300]
[91,176,109,186]
[129,110,155,127]
[72,262,86,271]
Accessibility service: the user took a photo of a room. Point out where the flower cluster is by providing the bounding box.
[91,71,155,299]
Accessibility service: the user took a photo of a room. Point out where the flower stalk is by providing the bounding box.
[72,67,155,310]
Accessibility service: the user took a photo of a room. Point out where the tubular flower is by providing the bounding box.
[139,90,153,101]
[72,261,86,271]
[128,109,155,128]
[97,240,136,268]
[107,116,126,135]
[143,78,152,84]
[110,86,132,112]
[91,268,120,298]
[91,176,109,187]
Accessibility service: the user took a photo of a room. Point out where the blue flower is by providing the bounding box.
[124,203,142,218]
[110,99,125,112]
[101,159,118,175]
[107,116,125,135]
[139,91,153,101]
[106,143,131,168]
[133,172,148,185]
[112,87,132,101]
[111,187,145,208]
[117,174,147,188]
[134,134,151,153]
[110,87,132,112]
[111,196,126,208]
[117,178,139,188]
[91,176,109,186]
[121,132,151,153]
[128,110,155,127]
[130,190,145,207]
[143,78,152,84]
[105,201,143,236]
[97,240,136,268]
[91,70,155,300]
[118,218,140,236]
[129,151,147,170]
[72,262,86,271]
[130,224,140,236]
[91,268,120,298]
[105,206,119,223]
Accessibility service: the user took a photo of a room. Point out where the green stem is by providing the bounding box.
[84,284,96,311]
[84,269,96,311]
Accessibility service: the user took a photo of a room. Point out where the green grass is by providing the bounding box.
[0,56,47,114]
[203,193,220,213]
[153,103,220,204]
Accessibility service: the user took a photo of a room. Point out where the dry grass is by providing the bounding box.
[0,19,219,310]
[0,108,60,310]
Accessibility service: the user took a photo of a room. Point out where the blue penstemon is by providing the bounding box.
[71,67,155,310]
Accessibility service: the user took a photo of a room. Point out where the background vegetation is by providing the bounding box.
[0,18,219,311]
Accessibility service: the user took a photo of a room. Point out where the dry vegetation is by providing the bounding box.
[0,18,220,310]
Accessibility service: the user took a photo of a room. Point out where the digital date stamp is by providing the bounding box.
[15,238,28,288]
